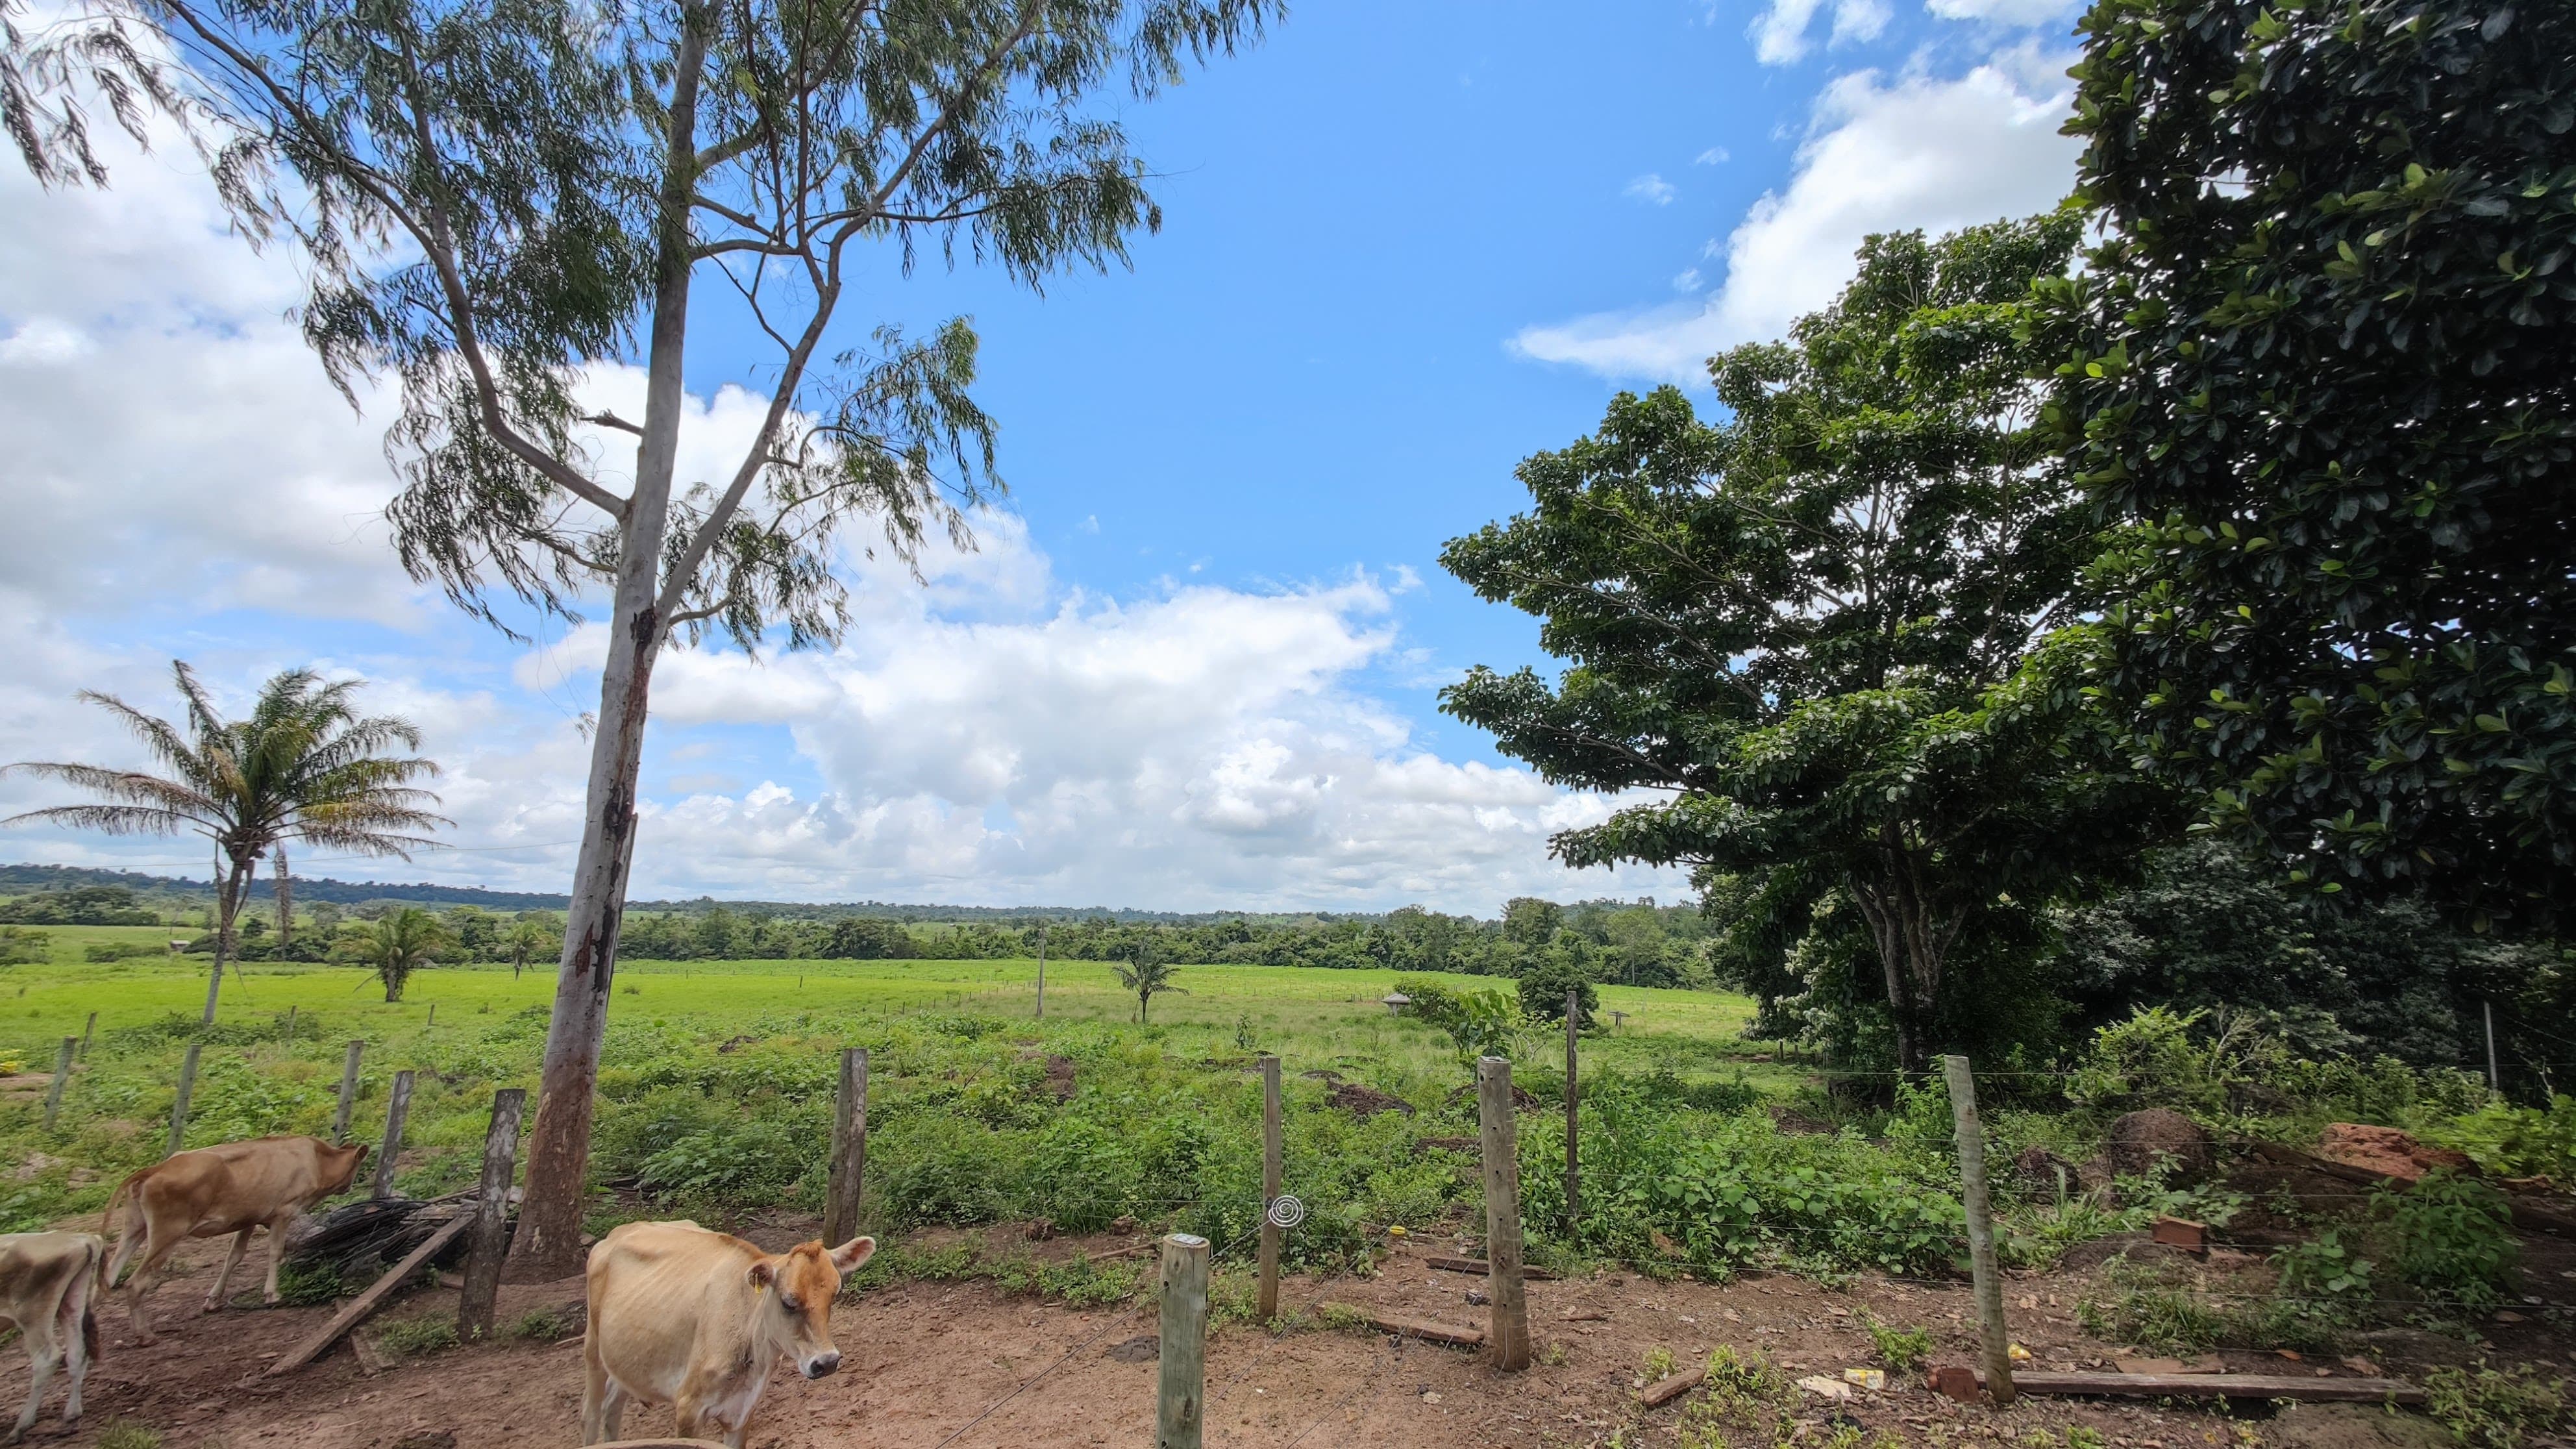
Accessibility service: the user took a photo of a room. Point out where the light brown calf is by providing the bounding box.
[103,1134,368,1341]
[582,1220,874,1448]
[0,1231,103,1444]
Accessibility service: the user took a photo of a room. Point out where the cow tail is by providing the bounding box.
[100,1167,146,1240]
[81,1237,103,1362]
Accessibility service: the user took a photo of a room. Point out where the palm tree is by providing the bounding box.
[504,914,560,980]
[340,907,449,1002]
[1109,943,1187,1025]
[3,662,447,1021]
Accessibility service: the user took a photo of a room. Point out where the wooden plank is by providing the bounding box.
[266,1213,471,1376]
[1424,1254,1557,1281]
[2249,1143,2576,1237]
[457,1088,526,1338]
[1975,1368,2425,1405]
[1320,1304,1486,1349]
[1641,1368,1705,1407]
[1476,1056,1531,1371]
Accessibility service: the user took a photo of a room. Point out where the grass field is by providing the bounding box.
[0,924,1809,1270]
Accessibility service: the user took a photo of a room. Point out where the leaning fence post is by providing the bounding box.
[78,1011,97,1060]
[458,1088,526,1339]
[1476,1055,1532,1370]
[373,1069,415,1200]
[284,1004,296,1043]
[1564,988,1581,1234]
[42,1036,76,1130]
[826,1048,869,1244]
[1256,1055,1283,1322]
[332,1040,365,1144]
[1943,1054,2013,1406]
[167,1043,203,1157]
[1156,1232,1211,1449]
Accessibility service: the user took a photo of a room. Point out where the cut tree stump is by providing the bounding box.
[1972,1368,2425,1404]
[1641,1368,1705,1407]
[267,1215,472,1376]
[1424,1254,1557,1281]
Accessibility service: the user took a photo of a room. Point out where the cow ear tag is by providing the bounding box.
[748,1258,776,1289]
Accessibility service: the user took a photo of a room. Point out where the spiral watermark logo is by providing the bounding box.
[1265,1193,1306,1230]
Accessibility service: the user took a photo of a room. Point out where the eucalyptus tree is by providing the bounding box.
[7,0,1275,1274]
[1443,219,2178,1074]
[3,663,445,1022]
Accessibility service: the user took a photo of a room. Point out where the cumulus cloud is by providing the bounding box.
[1624,173,1678,206]
[1927,0,2076,23]
[1749,0,1896,64]
[1511,53,2080,384]
[0,119,1685,913]
[1695,147,1732,166]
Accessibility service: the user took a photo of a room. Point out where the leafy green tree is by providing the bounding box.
[6,0,1276,1275]
[1518,950,1598,1029]
[340,906,451,1002]
[1110,941,1185,1024]
[1444,218,2177,1073]
[3,663,445,1022]
[1500,897,1563,948]
[2046,0,2576,930]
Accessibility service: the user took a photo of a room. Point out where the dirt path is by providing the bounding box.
[9,1221,2564,1449]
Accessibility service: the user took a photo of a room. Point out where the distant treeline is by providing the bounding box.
[0,862,1420,925]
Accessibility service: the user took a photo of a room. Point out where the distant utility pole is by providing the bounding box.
[1035,924,1048,1021]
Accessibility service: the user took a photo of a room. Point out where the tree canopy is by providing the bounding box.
[2047,0,2576,931]
[1444,217,2177,1072]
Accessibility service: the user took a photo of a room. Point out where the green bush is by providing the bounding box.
[84,941,157,963]
[2424,1363,2567,1449]
[1857,1312,1933,1374]
[2428,1095,2576,1186]
[2378,1172,2517,1313]
[375,1316,460,1357]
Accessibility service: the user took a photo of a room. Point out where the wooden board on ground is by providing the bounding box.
[268,1214,473,1376]
[1320,1303,1485,1349]
[1423,1254,1557,1281]
[1641,1368,1704,1407]
[1975,1368,2425,1405]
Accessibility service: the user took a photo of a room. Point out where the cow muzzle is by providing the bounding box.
[800,1350,842,1380]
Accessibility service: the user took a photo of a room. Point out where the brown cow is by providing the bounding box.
[0,1232,103,1444]
[103,1134,367,1341]
[582,1220,874,1448]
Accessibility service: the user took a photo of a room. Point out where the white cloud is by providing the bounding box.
[1832,0,1892,45]
[1751,0,1892,63]
[1927,0,2075,24]
[1695,147,1733,166]
[1510,55,2080,384]
[1624,173,1678,206]
[0,116,1686,913]
[1672,268,1704,292]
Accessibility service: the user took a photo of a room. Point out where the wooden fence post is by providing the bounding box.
[425,1003,436,1029]
[1564,989,1581,1234]
[1157,1232,1211,1449]
[826,1048,869,1245]
[284,1004,296,1043]
[42,1036,76,1130]
[373,1069,415,1200]
[332,1041,365,1144]
[167,1043,202,1158]
[1034,925,1047,1020]
[78,1011,96,1060]
[1943,1054,2013,1407]
[1257,1055,1283,1322]
[1476,1056,1531,1370]
[458,1088,526,1338]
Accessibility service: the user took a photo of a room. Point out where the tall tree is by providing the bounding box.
[1443,218,2177,1074]
[1109,941,1183,1024]
[6,0,1275,1275]
[3,663,445,1021]
[2046,0,2576,930]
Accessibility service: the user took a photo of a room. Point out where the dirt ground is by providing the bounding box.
[9,1208,2571,1449]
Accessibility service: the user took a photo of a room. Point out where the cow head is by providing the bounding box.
[749,1236,874,1380]
[321,1142,370,1195]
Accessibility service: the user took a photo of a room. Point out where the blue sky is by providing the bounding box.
[0,0,2085,912]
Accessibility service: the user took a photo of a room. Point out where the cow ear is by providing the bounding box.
[747,1258,776,1289]
[829,1236,876,1274]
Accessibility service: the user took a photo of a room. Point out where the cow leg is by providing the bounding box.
[120,1225,168,1344]
[579,1336,623,1445]
[204,1226,255,1311]
[58,1265,92,1430]
[260,1217,293,1304]
[9,1315,62,1444]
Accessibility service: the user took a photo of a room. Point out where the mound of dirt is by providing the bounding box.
[1327,1081,1415,1118]
[2314,1124,2473,1184]
[2103,1109,2214,1183]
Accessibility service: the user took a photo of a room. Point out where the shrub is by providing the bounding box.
[84,941,156,963]
[1857,1313,1933,1374]
[1518,955,1598,1027]
[273,1258,351,1307]
[95,1422,162,1449]
[2423,1363,2567,1449]
[374,1317,460,1357]
[2378,1172,2516,1313]
[504,1306,575,1341]
[2429,1095,2576,1187]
